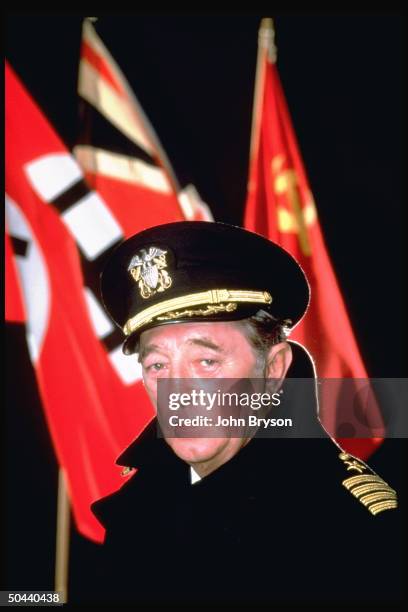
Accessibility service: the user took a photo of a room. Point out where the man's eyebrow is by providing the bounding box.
[138,337,225,362]
[138,344,163,363]
[188,338,224,352]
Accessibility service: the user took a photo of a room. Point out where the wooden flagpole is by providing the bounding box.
[54,468,70,603]
[249,18,277,166]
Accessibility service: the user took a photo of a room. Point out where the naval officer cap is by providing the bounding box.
[101,221,310,355]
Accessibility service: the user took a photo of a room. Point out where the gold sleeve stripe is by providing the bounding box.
[351,482,396,498]
[359,491,397,506]
[342,474,398,516]
[369,500,398,516]
[342,474,385,490]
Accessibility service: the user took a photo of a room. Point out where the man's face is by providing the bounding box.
[139,321,290,477]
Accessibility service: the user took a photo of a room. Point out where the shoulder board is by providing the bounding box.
[338,452,398,516]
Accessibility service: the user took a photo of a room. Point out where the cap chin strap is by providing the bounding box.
[123,288,272,336]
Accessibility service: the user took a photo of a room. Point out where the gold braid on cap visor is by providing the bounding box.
[123,289,273,336]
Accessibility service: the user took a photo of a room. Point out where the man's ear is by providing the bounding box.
[265,342,292,390]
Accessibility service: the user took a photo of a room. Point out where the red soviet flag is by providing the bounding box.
[5,62,183,543]
[74,18,212,224]
[244,20,383,459]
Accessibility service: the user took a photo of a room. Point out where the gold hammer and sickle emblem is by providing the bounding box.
[272,154,317,257]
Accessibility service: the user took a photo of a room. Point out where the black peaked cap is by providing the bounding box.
[100,221,310,354]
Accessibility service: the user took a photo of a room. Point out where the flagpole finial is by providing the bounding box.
[259,17,277,63]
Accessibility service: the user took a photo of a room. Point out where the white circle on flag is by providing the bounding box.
[5,194,51,363]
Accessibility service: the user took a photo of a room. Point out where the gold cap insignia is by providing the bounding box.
[128,247,172,299]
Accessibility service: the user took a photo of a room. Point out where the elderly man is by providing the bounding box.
[85,222,401,605]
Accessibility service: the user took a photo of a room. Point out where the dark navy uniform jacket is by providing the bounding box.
[75,416,404,606]
[71,221,405,605]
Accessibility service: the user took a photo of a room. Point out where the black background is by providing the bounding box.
[4,12,406,603]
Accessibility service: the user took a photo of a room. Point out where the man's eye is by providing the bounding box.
[146,363,165,372]
[200,359,218,367]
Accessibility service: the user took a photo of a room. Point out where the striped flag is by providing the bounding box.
[74,19,213,224]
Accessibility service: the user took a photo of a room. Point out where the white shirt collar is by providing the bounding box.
[190,466,202,484]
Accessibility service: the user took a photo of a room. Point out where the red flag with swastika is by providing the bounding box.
[5,61,184,543]
[5,228,26,323]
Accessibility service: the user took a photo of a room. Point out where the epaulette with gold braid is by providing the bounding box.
[339,452,398,516]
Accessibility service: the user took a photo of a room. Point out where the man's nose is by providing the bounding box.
[169,359,191,379]
[164,360,194,400]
